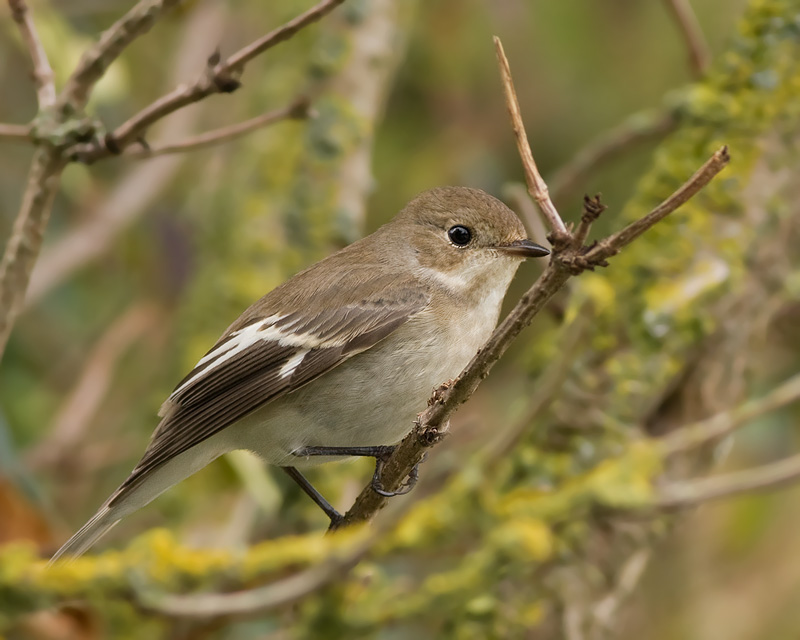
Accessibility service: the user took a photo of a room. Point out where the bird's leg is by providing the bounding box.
[292,445,422,499]
[281,466,343,526]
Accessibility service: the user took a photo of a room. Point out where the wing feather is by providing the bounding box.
[109,284,429,505]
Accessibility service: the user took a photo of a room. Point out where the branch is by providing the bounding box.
[126,98,310,158]
[581,146,730,264]
[493,36,570,244]
[659,371,800,455]
[138,534,372,618]
[57,0,183,112]
[0,123,31,141]
[548,109,678,204]
[68,0,346,163]
[333,39,729,530]
[657,452,800,508]
[0,149,65,361]
[662,0,711,77]
[8,0,56,108]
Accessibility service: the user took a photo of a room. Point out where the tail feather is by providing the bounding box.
[49,505,120,564]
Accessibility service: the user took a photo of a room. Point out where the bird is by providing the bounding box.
[50,186,549,561]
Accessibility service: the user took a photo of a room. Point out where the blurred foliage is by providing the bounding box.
[2,0,800,639]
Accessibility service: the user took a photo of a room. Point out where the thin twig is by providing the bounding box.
[548,109,678,203]
[8,0,56,107]
[493,36,570,244]
[582,146,730,263]
[126,98,310,158]
[662,0,711,77]
[57,0,183,112]
[660,371,800,455]
[572,194,607,249]
[657,452,800,508]
[68,0,346,163]
[0,123,31,141]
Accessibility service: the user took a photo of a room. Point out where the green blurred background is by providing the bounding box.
[3,0,800,638]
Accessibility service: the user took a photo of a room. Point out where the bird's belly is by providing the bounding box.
[227,318,487,466]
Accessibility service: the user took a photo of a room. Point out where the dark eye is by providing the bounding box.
[447,225,472,246]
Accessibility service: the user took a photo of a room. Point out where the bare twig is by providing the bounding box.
[126,98,310,158]
[57,0,183,112]
[572,194,607,249]
[662,0,711,77]
[0,123,31,140]
[657,452,800,508]
[0,149,65,360]
[494,36,570,244]
[68,0,346,163]
[582,146,730,263]
[548,109,678,203]
[660,371,800,455]
[8,0,56,107]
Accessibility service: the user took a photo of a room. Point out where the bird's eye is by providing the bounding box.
[447,225,472,246]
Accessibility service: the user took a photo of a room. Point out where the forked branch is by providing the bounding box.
[68,0,345,163]
[331,37,729,530]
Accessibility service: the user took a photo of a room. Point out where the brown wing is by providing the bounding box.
[109,286,429,505]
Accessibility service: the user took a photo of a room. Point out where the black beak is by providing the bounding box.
[498,238,550,258]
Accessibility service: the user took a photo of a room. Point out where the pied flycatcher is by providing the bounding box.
[52,186,549,560]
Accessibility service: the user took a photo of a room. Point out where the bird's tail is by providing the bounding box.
[49,504,121,564]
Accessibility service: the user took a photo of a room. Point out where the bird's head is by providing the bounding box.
[391,186,549,292]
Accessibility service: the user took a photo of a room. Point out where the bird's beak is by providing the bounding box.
[497,238,550,258]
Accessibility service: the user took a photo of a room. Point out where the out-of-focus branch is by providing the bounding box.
[657,452,800,508]
[0,123,31,140]
[662,0,711,77]
[138,531,374,618]
[26,304,160,470]
[8,0,56,107]
[485,306,593,463]
[659,371,800,455]
[0,149,65,361]
[56,0,183,112]
[548,109,678,204]
[331,38,729,531]
[67,0,346,163]
[126,98,310,159]
[494,37,570,243]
